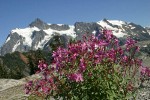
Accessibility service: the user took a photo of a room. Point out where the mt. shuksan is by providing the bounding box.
[0,18,150,56]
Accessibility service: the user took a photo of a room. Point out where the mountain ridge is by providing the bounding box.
[0,18,150,56]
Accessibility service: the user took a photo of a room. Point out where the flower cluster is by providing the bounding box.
[67,73,84,82]
[25,30,149,100]
[38,60,48,71]
[52,30,141,81]
[125,37,140,54]
[25,60,57,98]
[25,81,33,94]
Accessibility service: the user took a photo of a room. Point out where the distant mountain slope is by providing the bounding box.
[0,18,150,56]
[145,26,150,35]
[0,49,52,79]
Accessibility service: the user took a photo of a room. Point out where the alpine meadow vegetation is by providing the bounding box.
[25,29,150,100]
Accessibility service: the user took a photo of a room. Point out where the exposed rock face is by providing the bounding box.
[74,22,102,40]
[100,19,150,40]
[1,32,23,55]
[43,34,69,51]
[29,18,50,30]
[49,24,70,31]
[31,30,47,50]
[127,23,150,40]
[1,18,150,56]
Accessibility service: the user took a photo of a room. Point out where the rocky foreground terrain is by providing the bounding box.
[0,74,58,100]
[0,77,32,100]
[0,74,150,100]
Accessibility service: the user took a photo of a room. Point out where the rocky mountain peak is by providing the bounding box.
[1,19,150,56]
[29,18,49,30]
[102,18,108,22]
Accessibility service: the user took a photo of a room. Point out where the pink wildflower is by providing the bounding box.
[140,66,150,76]
[79,58,86,72]
[41,86,50,94]
[38,60,48,71]
[68,73,84,82]
[75,73,84,82]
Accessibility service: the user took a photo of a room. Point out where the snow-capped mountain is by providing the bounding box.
[0,18,150,56]
[145,26,150,35]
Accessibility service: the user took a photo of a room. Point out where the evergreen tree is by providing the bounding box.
[49,35,64,52]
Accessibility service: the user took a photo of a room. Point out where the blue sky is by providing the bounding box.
[0,0,150,46]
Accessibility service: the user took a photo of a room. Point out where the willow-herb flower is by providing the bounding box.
[25,29,149,100]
